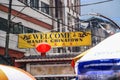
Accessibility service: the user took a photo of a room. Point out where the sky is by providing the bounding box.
[80,0,120,26]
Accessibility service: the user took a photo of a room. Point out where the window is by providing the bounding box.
[13,23,23,34]
[74,18,80,31]
[24,27,34,33]
[33,30,39,33]
[30,0,39,9]
[0,17,8,31]
[0,17,39,34]
[18,0,28,5]
[0,17,23,34]
[67,14,73,31]
[74,0,77,11]
[67,0,70,7]
[41,2,50,15]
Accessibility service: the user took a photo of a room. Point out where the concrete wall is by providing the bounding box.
[29,64,75,77]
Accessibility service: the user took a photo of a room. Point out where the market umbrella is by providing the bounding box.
[0,64,36,80]
[72,32,120,79]
[71,49,89,68]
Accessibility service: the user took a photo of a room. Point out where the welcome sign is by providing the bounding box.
[18,31,91,48]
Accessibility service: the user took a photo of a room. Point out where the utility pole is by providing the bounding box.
[4,0,12,65]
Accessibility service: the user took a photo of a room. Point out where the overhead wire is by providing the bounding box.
[11,6,26,20]
[0,0,113,48]
[81,0,113,7]
[0,20,107,53]
[0,0,113,8]
[0,0,109,37]
[0,0,114,55]
[0,0,114,30]
[11,1,31,20]
[0,2,78,8]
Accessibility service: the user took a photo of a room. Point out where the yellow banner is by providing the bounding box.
[18,31,91,48]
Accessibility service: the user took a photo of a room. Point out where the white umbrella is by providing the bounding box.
[0,64,36,80]
[75,32,120,76]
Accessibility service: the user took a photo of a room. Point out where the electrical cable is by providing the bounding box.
[0,0,113,8]
[0,15,114,39]
[0,2,79,8]
[11,6,26,20]
[0,0,114,47]
[0,0,114,32]
[11,1,31,20]
[0,0,114,56]
[81,0,113,7]
[0,17,108,39]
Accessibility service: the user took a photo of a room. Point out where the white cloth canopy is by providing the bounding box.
[75,32,120,75]
[0,65,36,80]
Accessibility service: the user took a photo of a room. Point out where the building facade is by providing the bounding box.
[0,0,80,79]
[0,0,118,79]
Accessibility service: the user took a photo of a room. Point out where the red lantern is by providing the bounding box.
[36,42,51,56]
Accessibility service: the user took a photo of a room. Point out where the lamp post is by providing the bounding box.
[89,13,120,29]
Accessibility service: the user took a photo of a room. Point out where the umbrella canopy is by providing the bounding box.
[0,65,36,80]
[73,32,120,75]
[71,49,90,68]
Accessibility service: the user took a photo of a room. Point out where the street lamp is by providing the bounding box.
[88,13,120,29]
